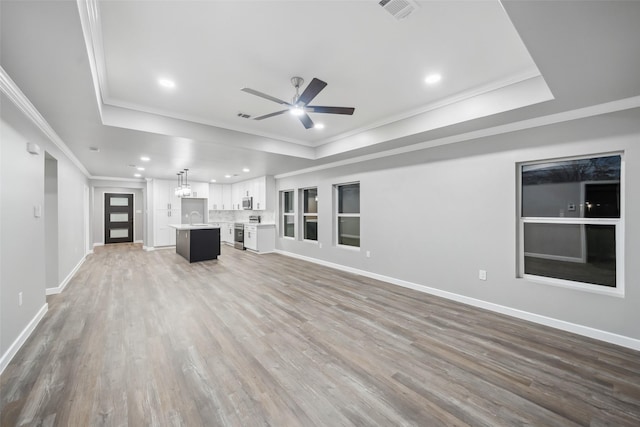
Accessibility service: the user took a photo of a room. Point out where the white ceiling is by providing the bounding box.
[2,1,640,183]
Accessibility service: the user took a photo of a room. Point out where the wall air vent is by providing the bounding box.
[378,0,419,20]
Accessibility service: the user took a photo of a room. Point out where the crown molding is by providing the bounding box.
[90,176,147,183]
[276,94,640,179]
[76,0,107,115]
[0,66,91,178]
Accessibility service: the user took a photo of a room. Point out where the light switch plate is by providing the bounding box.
[34,205,42,218]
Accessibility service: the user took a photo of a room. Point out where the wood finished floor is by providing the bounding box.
[1,244,639,426]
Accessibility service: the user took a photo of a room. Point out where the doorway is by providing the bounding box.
[45,152,58,289]
[104,193,134,244]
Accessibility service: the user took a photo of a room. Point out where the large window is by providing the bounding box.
[281,190,295,238]
[336,182,360,248]
[301,187,318,241]
[519,154,623,293]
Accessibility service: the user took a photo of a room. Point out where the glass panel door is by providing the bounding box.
[105,193,134,244]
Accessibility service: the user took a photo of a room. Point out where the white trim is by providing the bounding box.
[274,249,640,351]
[91,176,146,182]
[134,240,143,244]
[522,274,624,298]
[519,153,624,294]
[46,253,88,295]
[0,303,48,375]
[93,242,104,248]
[0,66,91,177]
[275,95,640,179]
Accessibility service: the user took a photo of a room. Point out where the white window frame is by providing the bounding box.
[300,187,318,243]
[334,182,360,250]
[281,190,295,239]
[517,153,624,297]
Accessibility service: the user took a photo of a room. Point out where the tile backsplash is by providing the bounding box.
[208,209,275,224]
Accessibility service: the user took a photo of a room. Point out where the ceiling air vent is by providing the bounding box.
[378,0,419,20]
[237,112,251,119]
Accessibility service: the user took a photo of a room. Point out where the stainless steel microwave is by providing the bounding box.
[242,196,252,210]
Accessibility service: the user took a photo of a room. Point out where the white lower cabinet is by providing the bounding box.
[244,224,275,253]
[154,209,180,246]
[244,225,258,251]
[221,223,234,244]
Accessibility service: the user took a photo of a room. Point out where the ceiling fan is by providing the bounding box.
[241,77,355,129]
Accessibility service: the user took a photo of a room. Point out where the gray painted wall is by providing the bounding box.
[275,108,640,341]
[1,92,88,361]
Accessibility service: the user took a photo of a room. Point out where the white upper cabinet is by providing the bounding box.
[252,177,266,210]
[207,176,273,211]
[153,179,180,210]
[189,182,209,199]
[208,184,223,210]
[209,184,233,210]
[221,184,232,210]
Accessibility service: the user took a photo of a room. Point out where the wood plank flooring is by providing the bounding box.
[1,243,639,426]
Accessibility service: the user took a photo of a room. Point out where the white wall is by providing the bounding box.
[1,92,89,367]
[275,108,640,343]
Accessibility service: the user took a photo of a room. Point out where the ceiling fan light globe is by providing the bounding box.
[290,106,304,116]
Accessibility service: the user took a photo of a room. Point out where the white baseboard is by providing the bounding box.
[93,242,104,248]
[275,250,640,351]
[145,245,176,252]
[46,253,87,295]
[134,240,143,244]
[0,303,48,375]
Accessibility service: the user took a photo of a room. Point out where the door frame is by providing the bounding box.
[104,193,134,244]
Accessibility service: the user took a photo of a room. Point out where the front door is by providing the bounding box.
[105,193,134,244]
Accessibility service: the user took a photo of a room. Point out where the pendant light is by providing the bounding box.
[175,172,183,196]
[182,169,191,197]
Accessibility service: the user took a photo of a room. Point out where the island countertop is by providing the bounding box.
[169,224,220,231]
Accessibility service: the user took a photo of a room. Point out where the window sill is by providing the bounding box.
[337,244,360,251]
[522,274,624,298]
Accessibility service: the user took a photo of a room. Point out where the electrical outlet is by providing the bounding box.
[478,270,487,281]
[19,292,23,306]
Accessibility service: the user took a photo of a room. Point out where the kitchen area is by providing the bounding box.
[150,175,277,262]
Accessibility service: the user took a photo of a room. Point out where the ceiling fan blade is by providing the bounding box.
[296,78,327,106]
[252,110,288,120]
[306,106,355,115]
[298,112,315,129]
[241,88,291,106]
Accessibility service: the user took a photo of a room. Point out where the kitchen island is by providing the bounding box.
[169,224,220,263]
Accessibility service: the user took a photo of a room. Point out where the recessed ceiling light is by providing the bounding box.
[224,174,232,178]
[210,179,217,183]
[424,74,442,85]
[158,78,176,89]
[137,167,145,171]
[140,156,150,162]
[134,173,142,178]
[242,168,250,173]
[314,123,325,129]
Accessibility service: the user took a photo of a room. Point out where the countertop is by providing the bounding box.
[208,221,275,228]
[169,224,220,231]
